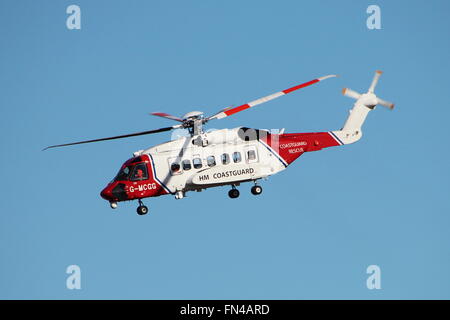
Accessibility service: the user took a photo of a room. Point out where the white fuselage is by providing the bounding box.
[139,127,286,194]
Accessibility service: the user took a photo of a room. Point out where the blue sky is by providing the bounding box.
[1,0,450,299]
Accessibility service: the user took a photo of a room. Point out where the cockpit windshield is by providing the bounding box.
[114,163,149,181]
[114,166,132,181]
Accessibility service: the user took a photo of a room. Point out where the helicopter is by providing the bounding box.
[44,70,394,215]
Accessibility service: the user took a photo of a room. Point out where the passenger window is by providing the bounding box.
[130,163,149,181]
[247,150,256,161]
[232,152,242,163]
[182,159,192,171]
[207,156,216,167]
[171,162,181,173]
[193,158,202,169]
[168,157,182,175]
[221,153,230,165]
[246,147,258,163]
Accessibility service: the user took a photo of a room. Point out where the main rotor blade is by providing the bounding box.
[207,74,337,121]
[43,125,181,150]
[150,112,183,122]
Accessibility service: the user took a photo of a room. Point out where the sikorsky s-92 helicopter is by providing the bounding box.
[44,71,394,215]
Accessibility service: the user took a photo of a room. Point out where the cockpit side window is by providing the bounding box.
[130,163,149,181]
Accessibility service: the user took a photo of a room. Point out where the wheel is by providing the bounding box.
[251,185,262,195]
[137,205,148,215]
[228,188,240,199]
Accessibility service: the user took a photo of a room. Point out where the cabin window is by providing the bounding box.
[207,155,216,167]
[171,162,181,173]
[182,160,192,171]
[168,157,183,175]
[130,163,149,181]
[221,153,230,165]
[232,152,242,163]
[193,157,202,169]
[245,146,258,163]
[247,150,256,161]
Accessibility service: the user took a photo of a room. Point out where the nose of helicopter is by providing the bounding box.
[100,185,113,200]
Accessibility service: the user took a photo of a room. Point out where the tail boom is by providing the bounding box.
[260,131,344,165]
[258,71,393,166]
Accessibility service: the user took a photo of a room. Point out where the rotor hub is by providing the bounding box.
[182,111,204,120]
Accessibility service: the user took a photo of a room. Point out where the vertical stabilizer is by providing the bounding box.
[332,71,394,145]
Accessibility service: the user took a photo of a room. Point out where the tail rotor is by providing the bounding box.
[342,70,394,110]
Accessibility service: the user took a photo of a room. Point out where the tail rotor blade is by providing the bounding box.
[342,88,361,100]
[368,70,383,93]
[377,97,395,110]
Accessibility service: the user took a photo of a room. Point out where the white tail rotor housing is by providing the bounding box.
[332,70,394,145]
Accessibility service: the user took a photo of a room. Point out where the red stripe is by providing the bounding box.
[282,79,319,94]
[153,112,171,117]
[224,104,250,116]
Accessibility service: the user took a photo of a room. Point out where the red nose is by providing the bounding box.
[100,185,113,200]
